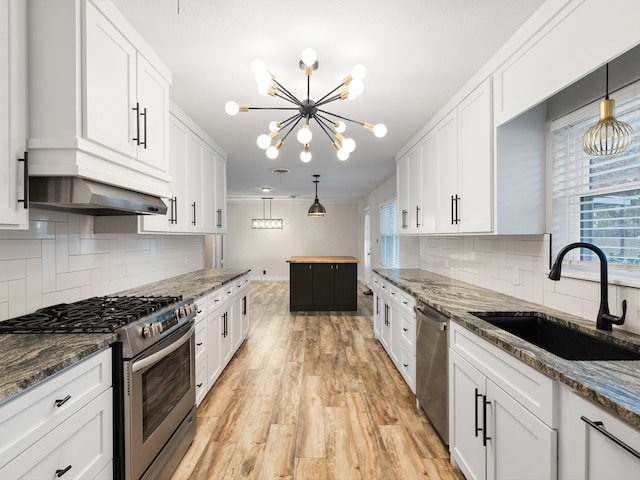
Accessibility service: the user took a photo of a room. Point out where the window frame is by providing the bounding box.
[379,199,399,268]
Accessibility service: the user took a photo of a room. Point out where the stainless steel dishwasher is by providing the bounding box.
[415,300,449,444]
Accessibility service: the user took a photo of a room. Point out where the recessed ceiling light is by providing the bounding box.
[271,168,290,175]
[261,187,271,192]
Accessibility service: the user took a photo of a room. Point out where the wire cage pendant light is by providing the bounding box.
[225,48,387,163]
[251,197,283,229]
[582,63,634,156]
[308,174,326,217]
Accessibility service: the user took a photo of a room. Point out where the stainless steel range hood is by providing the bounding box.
[29,177,168,216]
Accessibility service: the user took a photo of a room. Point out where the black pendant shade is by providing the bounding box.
[308,174,326,217]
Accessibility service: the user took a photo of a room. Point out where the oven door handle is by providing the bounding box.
[132,325,195,373]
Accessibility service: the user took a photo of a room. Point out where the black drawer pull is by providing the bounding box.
[197,383,203,388]
[403,363,408,368]
[403,327,408,332]
[55,395,71,408]
[196,342,203,346]
[581,416,640,459]
[18,151,29,209]
[56,465,72,477]
[474,388,482,438]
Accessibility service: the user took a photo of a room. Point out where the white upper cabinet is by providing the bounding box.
[27,0,172,197]
[434,109,460,233]
[213,153,227,233]
[0,0,28,229]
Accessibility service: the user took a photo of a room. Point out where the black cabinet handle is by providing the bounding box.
[416,205,420,228]
[55,395,71,408]
[451,195,455,225]
[217,208,222,228]
[56,465,72,477]
[402,209,408,229]
[132,103,141,145]
[403,363,408,368]
[403,327,408,332]
[482,395,491,446]
[474,388,482,438]
[454,195,460,224]
[192,202,197,226]
[18,151,29,209]
[242,296,247,315]
[581,416,640,459]
[141,107,147,149]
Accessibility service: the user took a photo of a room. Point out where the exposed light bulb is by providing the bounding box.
[255,70,271,89]
[297,125,312,144]
[300,48,317,67]
[300,146,312,163]
[352,64,366,80]
[251,59,267,75]
[225,101,239,116]
[373,123,387,138]
[335,121,346,133]
[269,121,280,131]
[337,149,349,161]
[348,80,364,99]
[342,138,356,153]
[257,134,271,149]
[266,146,279,159]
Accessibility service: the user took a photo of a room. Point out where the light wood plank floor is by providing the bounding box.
[172,281,465,480]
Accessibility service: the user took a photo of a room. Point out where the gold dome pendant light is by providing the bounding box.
[582,63,634,156]
[308,174,326,217]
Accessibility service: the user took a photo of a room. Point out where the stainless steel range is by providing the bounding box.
[0,295,198,480]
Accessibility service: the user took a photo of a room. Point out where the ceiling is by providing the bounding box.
[112,0,545,202]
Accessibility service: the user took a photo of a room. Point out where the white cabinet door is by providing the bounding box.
[207,312,222,387]
[407,148,422,233]
[396,154,410,232]
[373,290,382,339]
[220,306,234,366]
[214,154,227,232]
[202,146,217,230]
[186,134,204,229]
[241,289,250,340]
[136,54,169,174]
[458,79,492,233]
[487,379,557,480]
[0,0,28,229]
[389,300,402,368]
[419,130,438,234]
[450,350,487,480]
[435,110,459,233]
[84,0,137,158]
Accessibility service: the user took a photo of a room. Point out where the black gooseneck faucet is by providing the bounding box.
[548,242,626,331]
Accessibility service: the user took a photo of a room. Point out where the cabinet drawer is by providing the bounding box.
[233,274,249,294]
[208,290,223,314]
[399,346,416,394]
[399,292,415,314]
[450,322,556,427]
[195,360,208,406]
[0,387,112,478]
[195,321,207,361]
[0,348,112,467]
[400,312,416,354]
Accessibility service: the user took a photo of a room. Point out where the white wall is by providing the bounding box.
[224,200,359,280]
[420,235,640,335]
[0,209,204,321]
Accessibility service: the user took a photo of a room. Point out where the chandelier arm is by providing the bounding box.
[277,113,302,129]
[273,79,303,106]
[248,107,300,111]
[307,74,310,102]
[316,109,366,127]
[280,115,304,142]
[312,114,338,142]
[272,92,304,106]
[315,82,348,104]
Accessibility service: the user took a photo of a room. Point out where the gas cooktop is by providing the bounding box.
[0,295,184,334]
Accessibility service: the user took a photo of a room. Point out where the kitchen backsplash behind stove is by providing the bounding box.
[0,209,204,321]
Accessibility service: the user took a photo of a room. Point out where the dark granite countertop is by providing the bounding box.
[0,268,250,405]
[374,268,640,430]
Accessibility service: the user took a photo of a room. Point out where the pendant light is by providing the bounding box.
[251,197,283,229]
[582,63,634,156]
[308,174,326,217]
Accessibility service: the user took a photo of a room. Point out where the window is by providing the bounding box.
[380,200,399,267]
[552,81,640,268]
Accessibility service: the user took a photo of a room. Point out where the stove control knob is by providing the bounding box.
[142,324,152,338]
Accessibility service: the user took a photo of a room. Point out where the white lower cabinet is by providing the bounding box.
[0,348,112,479]
[558,383,640,480]
[449,323,557,480]
[372,274,417,394]
[194,274,250,406]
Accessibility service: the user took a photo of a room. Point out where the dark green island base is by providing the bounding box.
[287,256,359,312]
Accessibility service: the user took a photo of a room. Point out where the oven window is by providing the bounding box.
[142,340,191,441]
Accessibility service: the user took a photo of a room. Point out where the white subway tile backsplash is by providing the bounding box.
[419,233,640,330]
[0,213,204,316]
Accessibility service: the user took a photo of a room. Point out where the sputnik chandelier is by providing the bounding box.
[225,48,387,163]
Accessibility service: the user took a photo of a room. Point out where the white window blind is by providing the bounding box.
[552,81,640,267]
[380,200,399,267]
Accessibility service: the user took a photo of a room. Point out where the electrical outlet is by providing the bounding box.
[263,270,266,275]
[512,268,520,286]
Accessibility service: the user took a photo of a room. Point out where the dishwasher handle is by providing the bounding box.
[414,304,448,331]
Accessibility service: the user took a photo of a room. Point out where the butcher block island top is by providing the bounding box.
[287,256,359,311]
[286,256,359,263]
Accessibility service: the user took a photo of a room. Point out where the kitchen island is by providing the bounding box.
[287,256,359,311]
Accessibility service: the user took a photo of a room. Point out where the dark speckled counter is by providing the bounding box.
[0,268,250,405]
[374,268,640,430]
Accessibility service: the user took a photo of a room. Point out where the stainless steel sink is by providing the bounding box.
[469,312,640,361]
